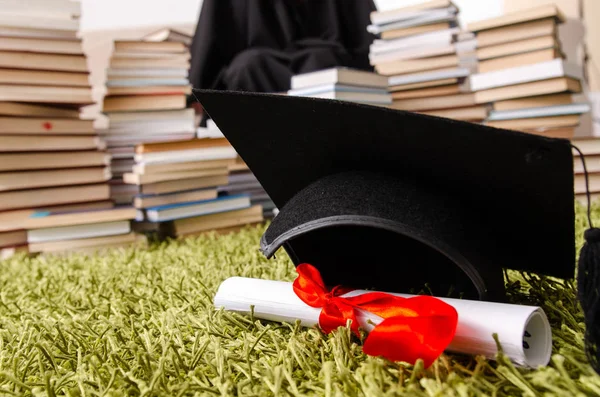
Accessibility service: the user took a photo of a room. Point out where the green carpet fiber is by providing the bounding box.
[2,204,600,396]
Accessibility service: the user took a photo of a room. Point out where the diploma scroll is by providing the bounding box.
[214,277,552,368]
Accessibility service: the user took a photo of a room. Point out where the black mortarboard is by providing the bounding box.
[195,89,600,371]
[194,89,576,304]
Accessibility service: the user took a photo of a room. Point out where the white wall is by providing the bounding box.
[81,0,501,32]
[80,0,204,32]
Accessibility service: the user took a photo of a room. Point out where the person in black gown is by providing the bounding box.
[189,0,378,96]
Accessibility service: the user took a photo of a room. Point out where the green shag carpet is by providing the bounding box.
[2,204,600,396]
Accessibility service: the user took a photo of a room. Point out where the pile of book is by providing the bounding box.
[286,67,391,106]
[130,138,264,239]
[219,161,276,219]
[196,119,276,218]
[367,0,484,121]
[469,4,590,139]
[102,29,274,236]
[101,30,196,205]
[0,0,139,257]
[572,137,600,203]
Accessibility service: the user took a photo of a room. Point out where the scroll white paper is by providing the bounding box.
[214,277,552,368]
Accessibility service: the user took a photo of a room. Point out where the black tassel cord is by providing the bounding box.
[572,144,600,373]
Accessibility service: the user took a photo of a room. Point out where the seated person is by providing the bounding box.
[189,0,377,95]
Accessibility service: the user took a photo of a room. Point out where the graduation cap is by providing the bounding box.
[193,89,599,371]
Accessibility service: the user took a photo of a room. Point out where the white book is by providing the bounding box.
[106,119,195,135]
[288,84,388,96]
[291,91,392,105]
[370,5,456,26]
[369,43,455,64]
[0,9,80,21]
[388,67,470,87]
[370,28,459,54]
[106,79,189,87]
[135,147,238,165]
[0,13,79,23]
[108,109,194,123]
[104,133,195,147]
[109,116,194,127]
[367,9,457,34]
[0,14,79,31]
[145,195,251,222]
[0,26,78,39]
[291,67,388,90]
[107,68,189,77]
[0,0,81,16]
[104,128,195,137]
[487,103,591,121]
[27,220,131,243]
[111,52,190,60]
[470,59,583,92]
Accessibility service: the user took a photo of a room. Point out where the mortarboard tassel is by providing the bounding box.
[573,144,600,374]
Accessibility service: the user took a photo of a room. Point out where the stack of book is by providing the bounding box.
[196,119,276,218]
[128,138,265,239]
[572,137,600,203]
[101,29,195,204]
[286,67,391,106]
[2,206,140,256]
[219,164,276,219]
[367,0,484,121]
[468,5,590,138]
[0,0,139,256]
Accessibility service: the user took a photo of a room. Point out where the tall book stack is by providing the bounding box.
[468,5,590,139]
[0,0,139,257]
[286,67,391,106]
[130,138,264,239]
[101,30,196,205]
[367,0,484,122]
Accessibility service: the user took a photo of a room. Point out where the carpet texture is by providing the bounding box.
[1,204,600,396]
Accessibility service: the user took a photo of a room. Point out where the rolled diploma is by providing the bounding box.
[214,277,552,368]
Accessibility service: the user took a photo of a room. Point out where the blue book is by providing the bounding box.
[143,194,251,222]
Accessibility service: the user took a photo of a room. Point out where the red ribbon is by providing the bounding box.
[293,263,458,367]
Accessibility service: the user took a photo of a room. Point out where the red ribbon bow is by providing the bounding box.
[293,263,458,367]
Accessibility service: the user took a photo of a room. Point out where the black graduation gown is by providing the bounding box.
[189,0,378,93]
